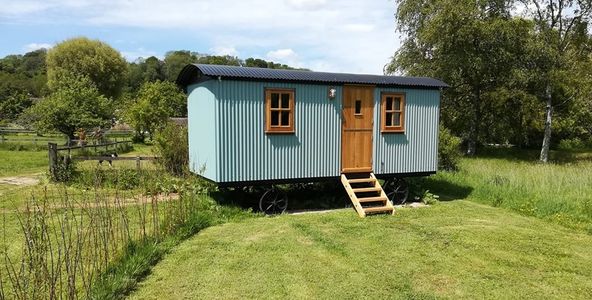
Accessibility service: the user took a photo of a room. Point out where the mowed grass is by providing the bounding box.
[426,150,592,232]
[131,201,592,299]
[0,149,48,177]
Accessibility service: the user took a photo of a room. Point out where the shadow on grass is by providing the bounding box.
[419,177,473,202]
[211,180,352,212]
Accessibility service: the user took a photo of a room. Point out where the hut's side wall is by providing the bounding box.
[215,80,342,183]
[373,88,440,175]
[187,81,218,181]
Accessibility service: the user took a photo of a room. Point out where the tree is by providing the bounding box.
[128,56,166,92]
[389,0,533,155]
[518,0,592,162]
[0,91,32,122]
[26,73,112,143]
[164,50,199,82]
[123,81,186,141]
[46,37,128,99]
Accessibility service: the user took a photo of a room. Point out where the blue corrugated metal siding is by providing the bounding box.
[373,88,440,175]
[187,81,218,181]
[215,80,342,183]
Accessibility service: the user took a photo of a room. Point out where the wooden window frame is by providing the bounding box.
[265,88,295,134]
[381,92,405,133]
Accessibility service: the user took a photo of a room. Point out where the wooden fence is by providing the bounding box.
[48,142,155,178]
[0,128,134,144]
[55,140,133,156]
[72,156,158,170]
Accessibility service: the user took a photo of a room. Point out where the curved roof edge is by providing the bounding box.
[176,64,448,90]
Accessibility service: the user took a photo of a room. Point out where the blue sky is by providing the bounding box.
[0,0,400,74]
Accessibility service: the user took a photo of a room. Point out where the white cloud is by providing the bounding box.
[0,0,399,74]
[24,43,52,52]
[210,46,239,57]
[121,48,161,61]
[344,23,375,33]
[267,49,297,61]
[284,0,327,10]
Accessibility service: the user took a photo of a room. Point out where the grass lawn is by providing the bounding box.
[131,200,592,299]
[425,150,592,232]
[0,149,47,177]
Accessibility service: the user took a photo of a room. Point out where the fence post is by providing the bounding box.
[136,156,141,171]
[48,143,58,179]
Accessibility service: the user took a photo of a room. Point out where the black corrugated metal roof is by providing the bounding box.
[176,64,448,89]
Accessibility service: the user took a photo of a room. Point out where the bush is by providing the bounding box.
[49,157,77,182]
[438,126,462,171]
[154,122,188,176]
[558,137,587,150]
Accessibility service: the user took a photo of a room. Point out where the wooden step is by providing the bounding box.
[363,206,394,214]
[347,178,376,184]
[341,172,395,218]
[352,187,382,193]
[358,196,388,203]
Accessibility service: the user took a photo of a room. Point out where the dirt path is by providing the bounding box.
[0,175,40,186]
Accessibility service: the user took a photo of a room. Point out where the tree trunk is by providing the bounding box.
[539,85,553,163]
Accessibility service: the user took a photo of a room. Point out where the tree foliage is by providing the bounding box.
[46,37,128,99]
[390,0,592,158]
[123,81,186,141]
[26,73,112,141]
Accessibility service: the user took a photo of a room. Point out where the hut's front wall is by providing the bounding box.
[373,88,440,175]
[215,80,343,183]
[187,80,440,184]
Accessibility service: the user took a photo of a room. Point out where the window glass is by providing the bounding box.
[394,112,401,126]
[271,93,279,108]
[281,93,290,108]
[394,98,401,111]
[386,97,393,110]
[385,112,393,126]
[355,100,362,115]
[271,111,279,126]
[281,111,290,125]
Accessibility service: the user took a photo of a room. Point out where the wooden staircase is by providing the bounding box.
[341,172,395,217]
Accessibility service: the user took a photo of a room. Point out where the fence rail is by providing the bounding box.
[56,140,132,151]
[48,142,157,177]
[72,156,158,170]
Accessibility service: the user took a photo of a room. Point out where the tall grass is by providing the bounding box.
[0,170,254,299]
[427,151,592,233]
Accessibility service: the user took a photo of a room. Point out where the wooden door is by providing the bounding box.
[341,85,375,173]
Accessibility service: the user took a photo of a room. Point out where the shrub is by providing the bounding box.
[154,122,189,176]
[49,157,77,182]
[558,137,586,150]
[438,126,462,171]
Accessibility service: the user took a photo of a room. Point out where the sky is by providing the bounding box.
[0,0,400,74]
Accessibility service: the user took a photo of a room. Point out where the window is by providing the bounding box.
[265,88,295,133]
[381,93,405,133]
[354,100,362,115]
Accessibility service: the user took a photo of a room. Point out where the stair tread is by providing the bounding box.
[352,187,381,193]
[363,206,394,213]
[347,178,376,184]
[358,196,388,203]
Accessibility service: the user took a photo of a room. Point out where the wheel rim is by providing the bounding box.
[385,178,409,205]
[259,189,288,214]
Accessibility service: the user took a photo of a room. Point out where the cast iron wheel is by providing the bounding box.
[384,178,409,205]
[259,187,288,215]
